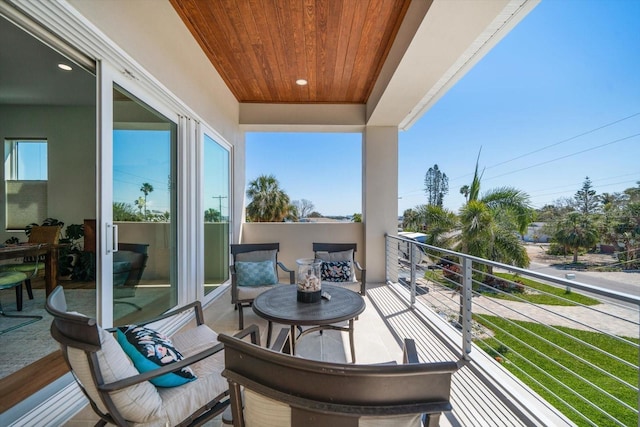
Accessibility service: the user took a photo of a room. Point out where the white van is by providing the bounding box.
[397,231,429,265]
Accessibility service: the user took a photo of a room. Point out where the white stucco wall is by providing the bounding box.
[67,0,240,145]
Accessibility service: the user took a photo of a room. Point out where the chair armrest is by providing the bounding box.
[270,328,291,353]
[98,341,225,391]
[354,261,366,296]
[230,265,239,303]
[403,338,419,364]
[234,324,260,346]
[276,261,295,284]
[130,301,206,327]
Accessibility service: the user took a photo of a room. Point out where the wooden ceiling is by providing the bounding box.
[170,0,411,104]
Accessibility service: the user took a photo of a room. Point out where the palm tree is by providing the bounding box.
[459,185,470,202]
[456,159,532,270]
[246,174,292,222]
[140,182,154,218]
[552,212,600,263]
[134,197,145,216]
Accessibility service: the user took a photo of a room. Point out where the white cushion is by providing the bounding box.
[158,326,227,427]
[237,282,290,300]
[66,328,165,424]
[244,389,291,427]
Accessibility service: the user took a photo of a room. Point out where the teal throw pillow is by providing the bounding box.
[116,325,197,387]
[236,260,277,287]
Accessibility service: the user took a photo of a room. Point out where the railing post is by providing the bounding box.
[409,243,416,305]
[461,256,473,359]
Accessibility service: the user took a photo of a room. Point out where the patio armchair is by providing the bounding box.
[313,242,366,296]
[219,328,459,427]
[46,285,260,427]
[230,243,294,329]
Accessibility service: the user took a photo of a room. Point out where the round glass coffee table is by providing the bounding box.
[252,284,366,363]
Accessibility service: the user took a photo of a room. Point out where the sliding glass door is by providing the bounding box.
[111,86,177,324]
[203,133,230,295]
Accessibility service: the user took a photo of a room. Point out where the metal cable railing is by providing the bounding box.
[385,234,640,427]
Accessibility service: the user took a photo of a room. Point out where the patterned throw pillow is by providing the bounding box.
[235,260,277,287]
[321,260,352,282]
[116,325,197,387]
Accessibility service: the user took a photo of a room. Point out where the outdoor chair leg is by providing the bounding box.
[15,284,23,311]
[25,279,34,299]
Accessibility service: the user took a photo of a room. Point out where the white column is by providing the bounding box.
[363,126,398,283]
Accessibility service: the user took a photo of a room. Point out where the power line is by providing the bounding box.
[485,111,640,171]
[484,133,640,181]
[446,112,640,184]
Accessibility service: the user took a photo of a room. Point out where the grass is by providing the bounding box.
[423,270,600,306]
[489,272,600,306]
[474,315,639,427]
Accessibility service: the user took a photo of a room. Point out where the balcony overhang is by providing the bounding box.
[238,0,540,131]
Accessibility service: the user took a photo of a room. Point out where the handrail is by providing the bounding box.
[385,233,640,427]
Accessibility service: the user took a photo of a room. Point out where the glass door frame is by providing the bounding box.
[98,62,184,327]
[197,122,233,304]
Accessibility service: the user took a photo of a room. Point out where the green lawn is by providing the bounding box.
[423,270,600,306]
[474,315,639,427]
[490,272,600,306]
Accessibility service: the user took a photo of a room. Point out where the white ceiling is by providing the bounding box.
[0,15,95,106]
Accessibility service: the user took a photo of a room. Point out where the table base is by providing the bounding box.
[266,318,357,363]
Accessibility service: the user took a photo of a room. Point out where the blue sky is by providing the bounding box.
[247,0,639,217]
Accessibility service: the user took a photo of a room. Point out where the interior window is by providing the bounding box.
[4,139,48,229]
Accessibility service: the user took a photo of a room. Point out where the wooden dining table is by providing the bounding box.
[0,243,61,296]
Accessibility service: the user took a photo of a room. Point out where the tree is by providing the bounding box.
[459,185,470,202]
[551,212,599,263]
[424,164,449,207]
[574,177,599,215]
[113,202,140,221]
[402,208,421,231]
[352,213,362,223]
[623,181,640,203]
[293,199,315,218]
[456,157,532,270]
[245,174,292,222]
[134,196,145,215]
[418,204,458,248]
[204,208,221,222]
[140,182,154,218]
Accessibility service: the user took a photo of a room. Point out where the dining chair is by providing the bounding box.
[0,244,45,334]
[0,225,61,300]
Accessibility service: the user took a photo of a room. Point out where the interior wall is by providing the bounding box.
[0,105,96,241]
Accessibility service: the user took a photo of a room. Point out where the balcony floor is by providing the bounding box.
[67,283,569,426]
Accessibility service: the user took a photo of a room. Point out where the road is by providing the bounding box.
[529,261,639,308]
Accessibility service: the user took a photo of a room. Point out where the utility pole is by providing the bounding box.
[212,195,228,221]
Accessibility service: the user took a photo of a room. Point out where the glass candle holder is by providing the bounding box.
[296,258,322,303]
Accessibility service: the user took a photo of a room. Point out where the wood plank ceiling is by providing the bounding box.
[170,0,410,104]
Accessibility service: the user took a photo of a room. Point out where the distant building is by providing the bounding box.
[522,222,550,243]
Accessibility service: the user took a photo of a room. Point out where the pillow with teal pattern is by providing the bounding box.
[116,325,197,387]
[235,260,278,287]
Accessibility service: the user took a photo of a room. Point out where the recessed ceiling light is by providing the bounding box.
[296,79,308,86]
[58,63,72,71]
